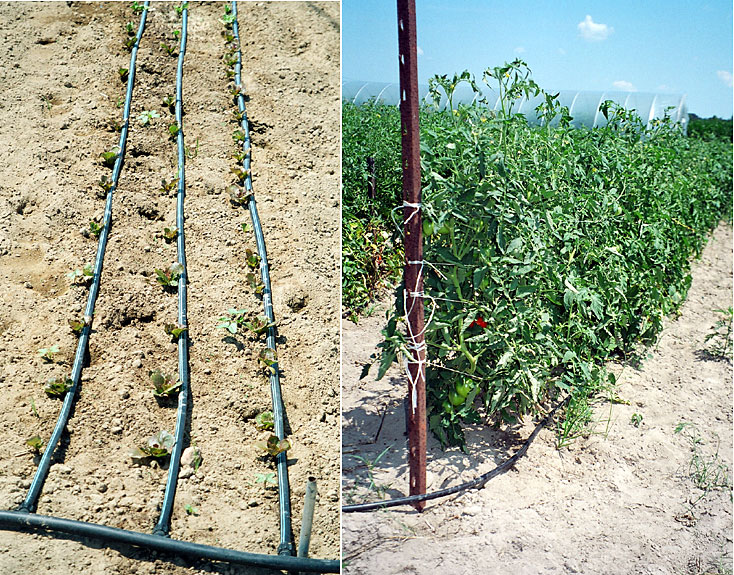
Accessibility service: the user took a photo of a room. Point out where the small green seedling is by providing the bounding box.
[162,95,175,112]
[162,227,178,242]
[124,36,136,51]
[118,67,129,82]
[704,307,733,360]
[98,175,113,194]
[240,222,250,234]
[254,472,277,488]
[67,263,94,284]
[161,42,176,56]
[630,413,643,427]
[184,504,199,516]
[229,84,244,99]
[68,315,92,334]
[224,55,238,68]
[131,1,147,14]
[245,249,260,270]
[125,21,135,36]
[26,435,44,454]
[244,316,273,337]
[150,370,182,398]
[258,348,277,375]
[138,110,160,126]
[230,167,249,182]
[89,220,103,238]
[222,30,235,44]
[246,273,265,295]
[232,130,246,144]
[255,434,290,457]
[159,177,178,195]
[185,138,199,159]
[37,345,60,362]
[130,430,175,461]
[232,147,251,162]
[174,3,189,16]
[173,30,180,41]
[100,148,119,168]
[154,262,184,288]
[216,308,248,334]
[164,323,187,338]
[254,411,274,431]
[44,377,73,397]
[227,185,251,206]
[168,122,180,138]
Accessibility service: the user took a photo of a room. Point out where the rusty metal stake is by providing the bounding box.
[366,156,376,200]
[397,0,426,512]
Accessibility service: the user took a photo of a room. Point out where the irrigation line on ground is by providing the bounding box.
[0,512,340,573]
[18,0,151,514]
[342,396,570,513]
[231,0,294,556]
[153,4,189,538]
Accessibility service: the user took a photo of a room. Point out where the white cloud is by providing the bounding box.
[514,46,526,54]
[717,70,733,87]
[613,80,636,92]
[578,15,613,41]
[417,46,424,56]
[657,84,671,91]
[558,48,566,56]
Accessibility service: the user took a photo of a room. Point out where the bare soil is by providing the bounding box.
[0,2,340,573]
[342,223,733,575]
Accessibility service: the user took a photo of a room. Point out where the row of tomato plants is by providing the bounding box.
[346,61,733,447]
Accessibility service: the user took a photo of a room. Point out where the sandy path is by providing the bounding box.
[342,223,733,575]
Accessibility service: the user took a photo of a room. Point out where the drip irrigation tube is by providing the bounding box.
[231,1,294,556]
[0,512,340,573]
[18,0,150,514]
[153,5,189,538]
[342,396,570,513]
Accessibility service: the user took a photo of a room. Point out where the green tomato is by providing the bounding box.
[437,222,451,235]
[422,220,434,237]
[448,390,464,406]
[455,381,473,398]
[442,400,453,414]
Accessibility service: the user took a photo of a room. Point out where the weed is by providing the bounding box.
[184,504,199,516]
[130,430,175,461]
[29,397,39,418]
[37,345,60,363]
[216,308,248,334]
[630,413,643,427]
[150,370,181,398]
[154,262,184,288]
[254,472,277,488]
[44,377,73,397]
[704,307,733,361]
[138,110,160,126]
[255,434,290,457]
[675,422,731,495]
[160,42,176,57]
[351,446,391,496]
[67,263,94,285]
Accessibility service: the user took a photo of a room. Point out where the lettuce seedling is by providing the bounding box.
[159,177,178,195]
[246,273,265,295]
[255,434,290,457]
[124,36,136,51]
[89,221,103,238]
[150,370,181,398]
[67,263,94,285]
[138,110,160,126]
[254,472,277,488]
[184,504,199,516]
[125,21,135,36]
[244,316,273,337]
[154,262,184,288]
[131,1,146,14]
[26,435,44,454]
[240,222,250,234]
[221,13,235,26]
[168,122,180,138]
[254,411,274,431]
[232,130,246,144]
[162,95,175,112]
[227,185,251,206]
[68,315,92,335]
[130,430,175,461]
[173,30,180,41]
[44,377,73,397]
[222,31,235,44]
[100,148,119,168]
[164,323,187,338]
[174,2,189,16]
[118,67,129,82]
[216,308,248,334]
[159,227,177,243]
[232,148,251,163]
[38,345,60,362]
[98,175,113,193]
[161,42,176,56]
[245,249,260,270]
[258,348,277,375]
[230,167,249,183]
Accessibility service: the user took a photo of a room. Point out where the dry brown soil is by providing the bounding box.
[0,2,340,574]
[343,223,733,575]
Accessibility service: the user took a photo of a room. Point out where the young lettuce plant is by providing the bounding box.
[130,430,175,462]
[150,370,181,398]
[246,272,265,296]
[162,95,175,112]
[160,41,176,56]
[227,185,251,206]
[44,377,73,397]
[254,411,274,431]
[216,308,248,334]
[245,249,260,271]
[26,435,44,454]
[98,175,113,194]
[68,315,92,335]
[100,147,120,169]
[118,67,129,82]
[138,110,160,126]
[130,1,146,14]
[89,220,103,238]
[158,226,177,243]
[67,263,94,285]
[243,316,273,337]
[37,345,60,363]
[159,177,178,195]
[168,122,180,139]
[154,262,184,288]
[164,323,187,338]
[258,348,277,375]
[255,434,290,458]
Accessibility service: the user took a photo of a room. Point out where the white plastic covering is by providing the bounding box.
[343,80,689,133]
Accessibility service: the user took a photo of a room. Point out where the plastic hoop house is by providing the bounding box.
[343,80,689,133]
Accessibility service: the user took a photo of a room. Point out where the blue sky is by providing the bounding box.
[342,0,733,118]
